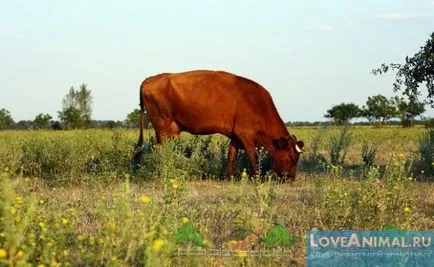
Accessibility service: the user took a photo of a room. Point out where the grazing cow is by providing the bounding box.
[134,70,304,180]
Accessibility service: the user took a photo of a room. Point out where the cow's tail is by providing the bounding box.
[135,85,144,150]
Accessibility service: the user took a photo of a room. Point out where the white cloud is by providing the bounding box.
[374,12,430,21]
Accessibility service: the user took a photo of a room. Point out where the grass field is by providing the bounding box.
[1,126,434,266]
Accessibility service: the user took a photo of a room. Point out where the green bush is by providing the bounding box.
[328,125,352,166]
[361,142,377,169]
[300,125,328,173]
[319,154,415,229]
[414,127,434,179]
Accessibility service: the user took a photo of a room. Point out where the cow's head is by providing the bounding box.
[271,135,304,180]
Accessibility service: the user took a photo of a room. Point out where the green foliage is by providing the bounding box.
[176,223,204,247]
[391,96,425,127]
[372,32,434,106]
[0,127,433,266]
[299,124,328,173]
[320,154,415,229]
[413,127,434,179]
[58,84,92,129]
[125,108,151,129]
[20,137,75,183]
[425,118,434,128]
[361,142,377,169]
[328,125,352,166]
[263,224,294,249]
[324,103,361,125]
[0,108,14,130]
[362,94,397,125]
[33,113,52,129]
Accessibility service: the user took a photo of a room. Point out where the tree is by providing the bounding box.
[324,103,361,125]
[57,84,93,129]
[391,96,425,127]
[58,106,82,129]
[125,108,150,128]
[372,32,434,106]
[362,94,397,125]
[0,108,14,130]
[34,113,52,129]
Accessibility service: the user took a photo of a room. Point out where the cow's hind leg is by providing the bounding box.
[156,121,182,143]
[225,138,241,180]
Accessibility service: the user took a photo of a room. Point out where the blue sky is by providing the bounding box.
[1,0,434,122]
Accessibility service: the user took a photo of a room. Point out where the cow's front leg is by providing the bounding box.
[225,139,240,180]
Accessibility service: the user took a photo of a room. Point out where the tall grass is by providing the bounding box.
[0,126,433,266]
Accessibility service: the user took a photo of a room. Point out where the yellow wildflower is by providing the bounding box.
[152,239,164,251]
[181,217,189,224]
[107,221,116,231]
[241,169,248,179]
[236,250,247,258]
[172,183,179,190]
[139,195,150,204]
[9,207,17,215]
[404,207,411,213]
[16,197,23,205]
[16,250,24,258]
[0,249,7,258]
[62,218,69,225]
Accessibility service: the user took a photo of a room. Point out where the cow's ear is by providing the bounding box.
[295,141,304,153]
[273,137,289,150]
[280,137,289,149]
[272,138,281,150]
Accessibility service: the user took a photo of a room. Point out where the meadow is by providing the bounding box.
[1,125,434,266]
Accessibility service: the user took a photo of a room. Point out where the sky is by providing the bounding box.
[1,0,434,122]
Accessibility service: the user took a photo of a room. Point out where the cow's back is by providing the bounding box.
[142,70,286,137]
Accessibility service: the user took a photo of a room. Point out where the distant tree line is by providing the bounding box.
[0,83,150,130]
[323,94,426,127]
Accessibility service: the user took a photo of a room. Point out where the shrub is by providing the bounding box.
[328,125,352,166]
[413,127,434,180]
[361,142,377,168]
[299,124,328,173]
[318,154,415,229]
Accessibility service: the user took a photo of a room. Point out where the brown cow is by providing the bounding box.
[134,70,304,180]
